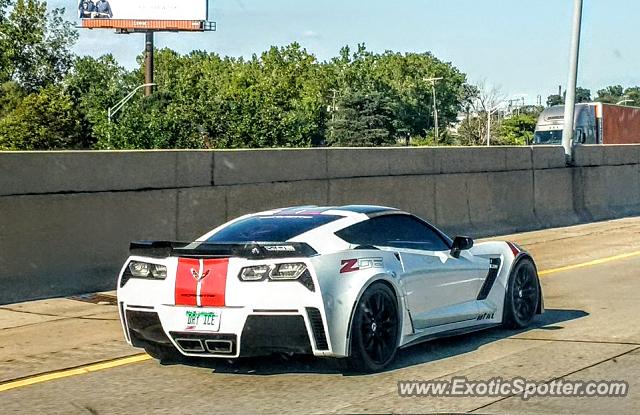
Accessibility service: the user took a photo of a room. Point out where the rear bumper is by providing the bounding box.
[121,304,332,358]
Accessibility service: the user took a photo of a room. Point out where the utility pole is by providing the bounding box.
[424,77,443,143]
[329,89,337,142]
[562,0,584,162]
[144,32,155,96]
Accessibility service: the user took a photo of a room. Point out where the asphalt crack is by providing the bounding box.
[467,345,640,413]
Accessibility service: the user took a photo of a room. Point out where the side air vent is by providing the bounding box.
[298,269,315,292]
[306,307,329,350]
[125,310,172,346]
[477,258,502,300]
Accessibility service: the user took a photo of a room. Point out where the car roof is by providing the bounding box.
[263,205,402,217]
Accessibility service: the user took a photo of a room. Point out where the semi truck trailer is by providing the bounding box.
[533,103,640,145]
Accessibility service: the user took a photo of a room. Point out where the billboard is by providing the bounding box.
[78,0,210,31]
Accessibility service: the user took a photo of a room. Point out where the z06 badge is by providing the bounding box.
[340,257,384,273]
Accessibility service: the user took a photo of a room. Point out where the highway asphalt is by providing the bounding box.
[1,217,640,414]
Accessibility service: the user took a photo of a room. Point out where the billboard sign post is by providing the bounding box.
[77,0,212,96]
[145,32,154,96]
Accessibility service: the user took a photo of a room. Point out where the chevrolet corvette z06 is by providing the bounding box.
[117,205,542,372]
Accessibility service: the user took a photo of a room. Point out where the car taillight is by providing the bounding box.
[120,261,168,288]
[238,263,307,281]
[270,263,307,280]
[239,265,271,281]
[128,261,167,279]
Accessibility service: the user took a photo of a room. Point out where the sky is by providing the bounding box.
[50,0,640,105]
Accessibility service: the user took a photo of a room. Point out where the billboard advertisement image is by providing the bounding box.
[78,0,209,31]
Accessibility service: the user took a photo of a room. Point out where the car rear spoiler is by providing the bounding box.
[129,241,318,259]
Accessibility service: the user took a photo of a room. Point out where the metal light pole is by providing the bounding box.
[562,0,584,162]
[616,99,633,106]
[108,83,157,124]
[424,77,443,143]
[486,104,501,146]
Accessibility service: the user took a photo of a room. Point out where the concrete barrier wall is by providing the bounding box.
[1,145,639,304]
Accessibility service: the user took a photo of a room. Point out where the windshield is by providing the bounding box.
[533,130,563,144]
[206,215,341,243]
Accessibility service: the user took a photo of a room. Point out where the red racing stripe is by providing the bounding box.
[199,259,229,307]
[175,258,199,306]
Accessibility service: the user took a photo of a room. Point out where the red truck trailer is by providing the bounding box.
[597,103,640,144]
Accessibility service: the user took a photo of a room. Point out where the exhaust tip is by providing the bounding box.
[175,338,205,352]
[204,340,233,354]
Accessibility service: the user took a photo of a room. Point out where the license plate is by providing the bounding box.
[184,310,221,332]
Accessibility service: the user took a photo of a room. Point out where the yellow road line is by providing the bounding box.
[2,250,640,393]
[538,250,640,276]
[0,354,151,393]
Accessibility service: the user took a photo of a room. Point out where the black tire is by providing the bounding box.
[144,342,182,363]
[503,258,540,329]
[346,282,400,373]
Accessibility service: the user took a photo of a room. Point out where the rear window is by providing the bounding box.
[206,215,341,243]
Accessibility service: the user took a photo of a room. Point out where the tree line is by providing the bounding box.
[0,0,638,151]
[546,85,640,107]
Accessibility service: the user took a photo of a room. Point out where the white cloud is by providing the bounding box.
[302,30,320,39]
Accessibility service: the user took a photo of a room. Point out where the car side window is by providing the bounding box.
[335,215,450,251]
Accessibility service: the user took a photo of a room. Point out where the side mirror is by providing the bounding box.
[451,236,474,258]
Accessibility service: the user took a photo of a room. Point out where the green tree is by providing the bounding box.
[547,86,590,107]
[546,94,563,107]
[0,81,25,118]
[498,113,537,145]
[574,87,592,103]
[99,44,330,149]
[457,115,491,146]
[1,0,77,92]
[100,92,205,150]
[0,0,13,83]
[596,85,624,103]
[622,87,640,106]
[0,85,83,149]
[1,38,477,150]
[65,55,137,148]
[326,45,469,143]
[222,43,326,148]
[327,88,396,146]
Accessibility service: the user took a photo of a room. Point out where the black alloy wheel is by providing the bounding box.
[503,258,540,329]
[347,283,400,373]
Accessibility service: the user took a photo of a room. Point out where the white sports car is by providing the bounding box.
[117,205,543,372]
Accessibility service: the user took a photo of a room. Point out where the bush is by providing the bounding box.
[0,85,83,150]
